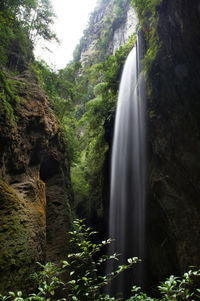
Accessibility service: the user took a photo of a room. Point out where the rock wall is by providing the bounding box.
[79,0,137,65]
[0,71,72,293]
[146,0,200,288]
[107,6,137,54]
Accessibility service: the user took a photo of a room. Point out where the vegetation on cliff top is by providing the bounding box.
[0,0,57,130]
[0,0,56,68]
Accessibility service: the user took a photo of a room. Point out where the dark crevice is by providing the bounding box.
[40,154,59,182]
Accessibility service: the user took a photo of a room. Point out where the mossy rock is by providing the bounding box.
[0,180,36,294]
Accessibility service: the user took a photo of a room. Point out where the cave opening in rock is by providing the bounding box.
[40,154,59,182]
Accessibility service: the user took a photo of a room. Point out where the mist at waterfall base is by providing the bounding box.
[106,37,146,298]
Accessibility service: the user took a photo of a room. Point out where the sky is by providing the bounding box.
[34,0,98,70]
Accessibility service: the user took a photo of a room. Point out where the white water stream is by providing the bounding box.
[106,36,146,297]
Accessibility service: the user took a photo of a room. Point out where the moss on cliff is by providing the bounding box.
[0,68,20,130]
[0,180,36,293]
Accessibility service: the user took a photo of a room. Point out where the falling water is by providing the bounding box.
[106,36,146,297]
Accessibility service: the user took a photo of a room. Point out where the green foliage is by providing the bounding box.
[127,286,157,301]
[0,0,57,72]
[0,262,65,301]
[34,60,81,163]
[0,219,200,301]
[29,262,65,300]
[131,0,161,18]
[63,219,139,300]
[34,60,58,97]
[2,0,57,44]
[70,157,90,213]
[0,8,33,70]
[131,0,163,72]
[22,0,57,44]
[0,68,20,127]
[158,270,200,301]
[127,269,200,301]
[0,219,139,301]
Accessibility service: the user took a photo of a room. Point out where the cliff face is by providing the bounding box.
[75,0,137,65]
[107,5,137,54]
[0,71,72,293]
[146,0,200,287]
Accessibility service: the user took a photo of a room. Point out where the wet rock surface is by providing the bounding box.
[0,73,72,293]
[146,0,200,289]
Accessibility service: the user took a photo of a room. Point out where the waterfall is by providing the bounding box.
[106,36,146,297]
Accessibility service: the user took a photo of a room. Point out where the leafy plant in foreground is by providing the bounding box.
[63,219,139,300]
[0,219,200,300]
[0,219,138,301]
[0,262,65,301]
[158,269,200,301]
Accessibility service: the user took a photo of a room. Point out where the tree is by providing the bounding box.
[22,0,57,44]
[1,0,57,45]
